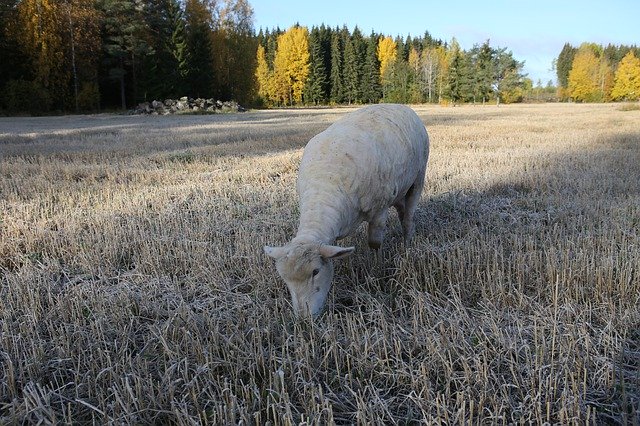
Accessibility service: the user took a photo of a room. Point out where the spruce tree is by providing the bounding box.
[556,43,577,90]
[141,0,187,100]
[329,28,344,103]
[475,40,495,104]
[343,27,364,104]
[361,33,381,103]
[184,0,214,98]
[305,26,328,104]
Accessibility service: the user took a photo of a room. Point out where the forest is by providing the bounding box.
[0,0,638,114]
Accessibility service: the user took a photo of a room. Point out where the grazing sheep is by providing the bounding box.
[265,104,430,316]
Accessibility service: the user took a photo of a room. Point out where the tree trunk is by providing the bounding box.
[119,58,126,110]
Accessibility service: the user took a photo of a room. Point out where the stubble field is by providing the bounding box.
[1,103,639,424]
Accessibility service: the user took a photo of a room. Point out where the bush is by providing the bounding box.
[2,79,52,115]
[77,82,100,112]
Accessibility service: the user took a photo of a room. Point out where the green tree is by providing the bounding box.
[556,43,577,100]
[212,0,257,103]
[343,26,365,104]
[100,0,153,109]
[141,0,188,100]
[184,0,214,98]
[329,28,344,103]
[305,25,329,105]
[494,47,525,104]
[361,32,381,104]
[445,39,470,104]
[472,40,495,104]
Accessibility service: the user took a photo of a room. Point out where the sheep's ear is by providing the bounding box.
[319,245,355,260]
[264,245,287,259]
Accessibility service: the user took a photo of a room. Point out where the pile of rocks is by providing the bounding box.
[133,97,246,115]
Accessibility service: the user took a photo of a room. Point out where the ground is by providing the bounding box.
[1,104,639,424]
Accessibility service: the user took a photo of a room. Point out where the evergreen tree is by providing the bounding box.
[474,40,495,104]
[556,43,576,98]
[212,0,257,103]
[361,33,381,104]
[494,47,525,104]
[305,26,329,105]
[184,0,214,98]
[329,28,344,103]
[343,26,365,104]
[445,39,470,104]
[99,0,153,109]
[141,0,188,100]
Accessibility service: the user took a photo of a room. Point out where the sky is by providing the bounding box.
[251,0,640,85]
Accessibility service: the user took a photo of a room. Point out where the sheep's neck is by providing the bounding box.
[296,191,355,244]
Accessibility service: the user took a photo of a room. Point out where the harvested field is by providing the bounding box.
[1,103,639,424]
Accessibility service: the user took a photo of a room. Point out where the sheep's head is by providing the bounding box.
[264,240,354,316]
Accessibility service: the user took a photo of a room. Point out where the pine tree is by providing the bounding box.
[611,51,640,101]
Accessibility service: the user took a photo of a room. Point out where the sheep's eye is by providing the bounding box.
[312,268,320,277]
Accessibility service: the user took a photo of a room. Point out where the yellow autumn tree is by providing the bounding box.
[568,45,601,102]
[9,0,66,107]
[611,51,640,101]
[377,36,397,81]
[272,26,310,105]
[255,44,273,103]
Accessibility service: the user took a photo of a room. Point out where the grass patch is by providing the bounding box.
[1,103,639,424]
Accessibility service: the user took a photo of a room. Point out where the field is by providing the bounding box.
[1,103,639,424]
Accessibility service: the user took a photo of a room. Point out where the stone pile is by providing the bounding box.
[133,97,246,115]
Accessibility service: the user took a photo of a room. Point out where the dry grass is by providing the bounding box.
[1,103,639,424]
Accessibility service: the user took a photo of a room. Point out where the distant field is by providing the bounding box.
[1,103,639,424]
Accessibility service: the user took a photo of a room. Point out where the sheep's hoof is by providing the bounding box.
[368,241,382,250]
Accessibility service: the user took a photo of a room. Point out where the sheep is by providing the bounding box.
[264,104,430,316]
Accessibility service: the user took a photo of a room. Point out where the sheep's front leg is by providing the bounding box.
[367,210,388,250]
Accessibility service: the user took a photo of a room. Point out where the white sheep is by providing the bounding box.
[264,104,430,316]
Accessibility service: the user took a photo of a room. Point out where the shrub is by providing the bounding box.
[2,79,52,115]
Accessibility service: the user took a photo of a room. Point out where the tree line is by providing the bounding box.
[1,0,536,114]
[255,25,528,107]
[556,42,640,102]
[0,0,256,114]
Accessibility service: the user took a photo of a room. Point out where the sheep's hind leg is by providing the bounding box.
[401,178,425,244]
[367,210,388,250]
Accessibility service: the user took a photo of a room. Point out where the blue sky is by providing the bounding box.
[251,0,640,85]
